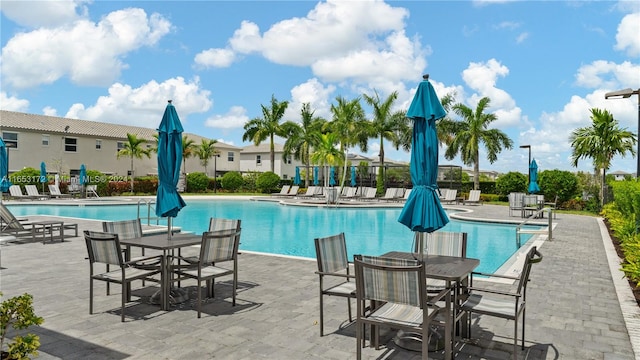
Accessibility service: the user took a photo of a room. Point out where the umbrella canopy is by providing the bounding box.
[0,139,9,193]
[398,76,449,235]
[294,167,301,185]
[40,162,47,183]
[313,166,319,186]
[350,166,357,187]
[79,164,86,185]
[528,159,541,194]
[329,166,336,186]
[156,101,187,226]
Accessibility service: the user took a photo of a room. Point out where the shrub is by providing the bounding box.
[538,169,580,204]
[186,172,209,192]
[221,171,244,192]
[495,172,527,195]
[0,292,44,360]
[7,167,41,187]
[255,172,280,193]
[242,172,260,192]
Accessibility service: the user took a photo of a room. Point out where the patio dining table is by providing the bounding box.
[120,233,202,311]
[381,251,480,360]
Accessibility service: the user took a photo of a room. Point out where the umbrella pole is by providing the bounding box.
[167,217,172,240]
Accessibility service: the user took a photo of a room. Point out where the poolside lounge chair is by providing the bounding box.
[399,188,412,202]
[464,190,482,205]
[48,184,73,198]
[296,186,318,198]
[271,185,290,197]
[86,184,100,198]
[358,187,377,201]
[283,185,299,196]
[25,185,50,200]
[9,185,39,200]
[340,186,357,200]
[314,232,356,336]
[461,246,542,360]
[441,189,457,204]
[354,254,447,360]
[438,188,450,201]
[0,202,67,242]
[83,230,162,322]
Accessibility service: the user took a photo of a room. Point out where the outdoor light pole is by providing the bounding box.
[605,88,640,178]
[520,145,531,184]
[213,154,220,193]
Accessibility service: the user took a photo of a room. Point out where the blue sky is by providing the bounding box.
[1,0,639,175]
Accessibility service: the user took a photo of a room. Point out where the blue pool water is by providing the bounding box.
[7,200,539,274]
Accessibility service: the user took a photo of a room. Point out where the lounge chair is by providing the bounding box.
[461,246,543,359]
[283,185,299,196]
[438,188,451,201]
[378,187,399,201]
[508,192,525,217]
[271,185,291,197]
[48,184,73,198]
[8,185,39,200]
[0,202,66,243]
[441,189,457,204]
[296,186,317,198]
[399,188,412,202]
[358,187,377,201]
[340,186,357,200]
[25,185,50,200]
[464,190,481,205]
[86,184,100,198]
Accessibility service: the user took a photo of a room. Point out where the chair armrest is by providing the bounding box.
[471,271,520,281]
[426,287,449,306]
[467,286,520,298]
[314,271,356,279]
[124,254,162,266]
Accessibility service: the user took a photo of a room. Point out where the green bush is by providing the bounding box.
[242,172,259,192]
[221,171,244,192]
[186,172,209,192]
[8,167,40,186]
[256,171,281,193]
[538,169,580,204]
[495,172,527,195]
[0,292,44,360]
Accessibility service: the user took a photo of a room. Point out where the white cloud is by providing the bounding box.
[42,106,58,116]
[494,21,521,30]
[1,7,172,89]
[204,106,249,129]
[64,77,212,129]
[194,48,236,68]
[575,60,640,89]
[614,12,640,57]
[284,78,336,122]
[515,32,529,44]
[0,92,29,112]
[0,0,89,28]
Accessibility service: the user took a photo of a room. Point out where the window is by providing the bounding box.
[95,139,102,150]
[2,132,18,149]
[64,137,77,152]
[285,156,292,164]
[256,155,261,165]
[42,135,50,147]
[117,141,125,154]
[227,152,234,162]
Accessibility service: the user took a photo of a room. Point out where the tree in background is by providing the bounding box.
[310,133,344,187]
[117,133,151,192]
[444,97,514,191]
[181,135,196,175]
[243,95,289,173]
[570,108,636,207]
[196,139,219,176]
[282,103,325,187]
[326,96,367,188]
[495,171,527,196]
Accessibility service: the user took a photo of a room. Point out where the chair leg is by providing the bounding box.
[232,270,237,306]
[522,309,526,349]
[356,317,362,360]
[121,282,126,322]
[319,293,324,336]
[106,264,110,295]
[89,278,94,314]
[347,297,352,322]
[197,279,202,318]
[513,316,518,360]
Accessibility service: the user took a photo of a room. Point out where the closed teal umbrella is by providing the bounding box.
[40,162,47,193]
[329,166,336,186]
[294,167,301,185]
[398,75,449,244]
[156,100,187,239]
[528,159,541,194]
[79,164,86,185]
[313,167,319,186]
[350,166,357,187]
[0,139,10,194]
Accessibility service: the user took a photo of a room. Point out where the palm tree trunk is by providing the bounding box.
[130,156,134,193]
[270,134,275,173]
[473,152,480,190]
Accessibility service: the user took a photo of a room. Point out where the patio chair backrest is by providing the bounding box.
[84,230,124,266]
[49,185,62,195]
[288,185,299,195]
[314,232,349,274]
[209,218,241,233]
[103,219,143,240]
[0,203,23,230]
[468,190,481,202]
[415,231,467,257]
[509,192,525,207]
[199,229,241,264]
[9,185,23,197]
[516,246,543,295]
[445,189,457,201]
[354,255,424,306]
[25,185,39,196]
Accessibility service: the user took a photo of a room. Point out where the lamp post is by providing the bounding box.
[520,144,531,185]
[605,88,640,178]
[213,153,220,193]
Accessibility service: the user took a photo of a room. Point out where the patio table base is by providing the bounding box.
[150,287,189,307]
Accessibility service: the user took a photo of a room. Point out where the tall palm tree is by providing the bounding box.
[242,95,289,173]
[196,139,219,175]
[117,133,151,192]
[181,135,196,175]
[445,97,513,190]
[363,90,403,190]
[310,133,344,187]
[282,103,325,187]
[570,107,636,205]
[326,96,367,187]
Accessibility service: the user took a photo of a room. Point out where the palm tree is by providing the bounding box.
[181,135,196,175]
[116,133,151,192]
[310,133,344,187]
[196,139,219,175]
[363,90,403,190]
[326,96,367,188]
[445,97,513,190]
[242,95,289,173]
[282,103,325,187]
[570,107,636,205]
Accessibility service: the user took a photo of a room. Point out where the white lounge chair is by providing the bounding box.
[9,185,39,200]
[271,185,291,197]
[464,190,481,205]
[441,189,457,204]
[86,184,100,198]
[48,184,73,198]
[25,185,50,200]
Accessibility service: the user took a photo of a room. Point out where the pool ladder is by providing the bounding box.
[515,207,553,247]
[137,199,160,226]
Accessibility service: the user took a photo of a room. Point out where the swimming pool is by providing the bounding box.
[7,200,540,274]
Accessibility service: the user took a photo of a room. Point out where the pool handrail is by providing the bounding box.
[515,207,553,247]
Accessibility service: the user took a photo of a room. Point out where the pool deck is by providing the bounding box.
[0,197,639,359]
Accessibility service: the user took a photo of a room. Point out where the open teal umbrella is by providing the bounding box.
[398,75,449,245]
[40,162,47,193]
[329,166,336,186]
[156,100,187,239]
[313,167,319,186]
[0,139,10,195]
[350,166,357,187]
[528,159,541,194]
[294,167,301,185]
